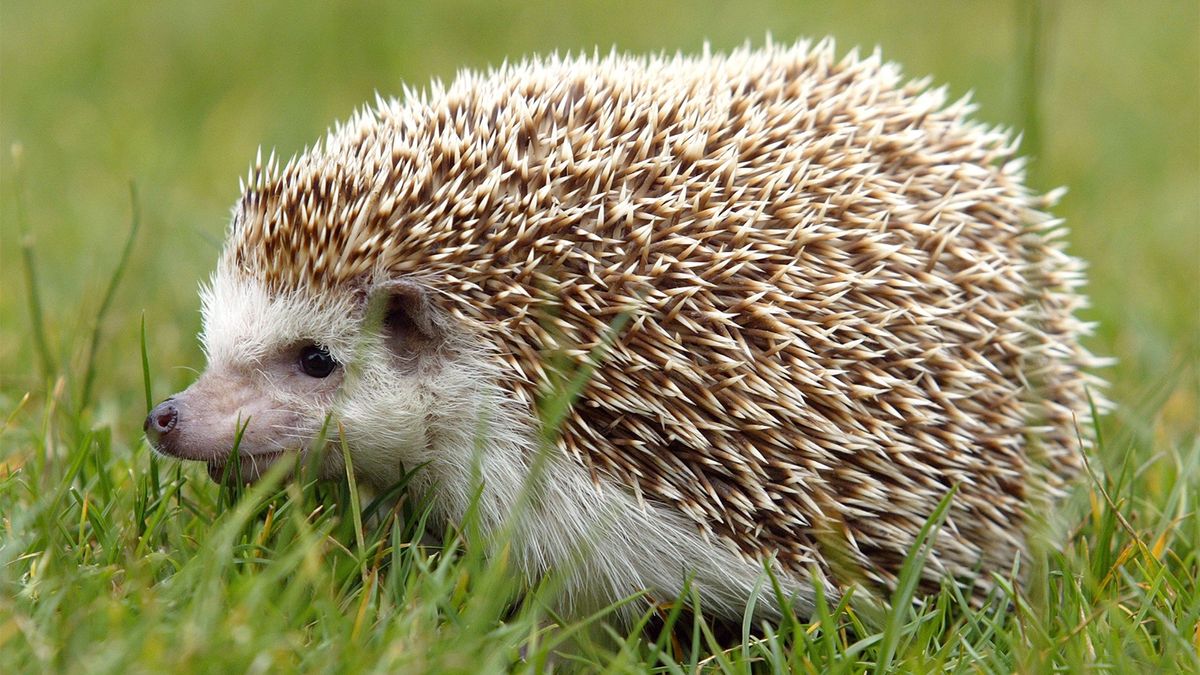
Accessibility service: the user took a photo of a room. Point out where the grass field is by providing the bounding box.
[2,1,1197,672]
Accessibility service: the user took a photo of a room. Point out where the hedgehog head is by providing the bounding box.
[143,110,507,486]
[154,267,475,486]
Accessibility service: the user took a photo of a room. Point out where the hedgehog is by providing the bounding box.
[144,40,1105,620]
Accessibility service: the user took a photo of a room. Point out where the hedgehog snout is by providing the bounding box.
[144,398,179,447]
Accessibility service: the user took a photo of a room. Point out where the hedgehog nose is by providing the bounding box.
[144,398,179,442]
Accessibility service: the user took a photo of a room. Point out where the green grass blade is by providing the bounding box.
[14,151,57,382]
[139,311,161,497]
[139,312,153,413]
[338,421,367,576]
[79,183,142,412]
[873,484,959,674]
[1015,0,1051,171]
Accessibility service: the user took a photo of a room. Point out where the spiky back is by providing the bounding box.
[227,41,1101,595]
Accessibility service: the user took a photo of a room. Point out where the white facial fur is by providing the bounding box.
[189,266,809,622]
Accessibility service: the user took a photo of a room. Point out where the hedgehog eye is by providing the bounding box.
[299,344,338,378]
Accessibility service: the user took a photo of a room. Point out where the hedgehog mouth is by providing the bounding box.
[206,451,286,485]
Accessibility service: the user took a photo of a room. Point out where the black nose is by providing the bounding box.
[144,399,178,441]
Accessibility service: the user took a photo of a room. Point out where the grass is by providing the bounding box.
[1,0,1197,672]
[1,350,1196,673]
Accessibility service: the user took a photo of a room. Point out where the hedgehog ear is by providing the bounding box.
[368,279,440,362]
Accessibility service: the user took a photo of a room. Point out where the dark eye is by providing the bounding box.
[299,344,338,378]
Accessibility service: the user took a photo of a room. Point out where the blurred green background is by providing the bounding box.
[2,0,1197,441]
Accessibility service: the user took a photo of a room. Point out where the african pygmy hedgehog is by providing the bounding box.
[145,40,1105,620]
